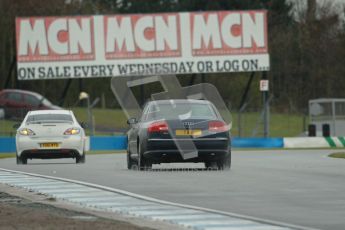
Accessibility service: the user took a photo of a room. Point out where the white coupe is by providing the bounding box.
[15,110,86,164]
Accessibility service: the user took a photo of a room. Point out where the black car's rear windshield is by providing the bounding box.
[144,103,218,121]
[26,114,73,124]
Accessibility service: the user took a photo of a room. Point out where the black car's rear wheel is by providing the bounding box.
[127,148,137,170]
[217,150,231,170]
[205,161,218,170]
[138,142,152,170]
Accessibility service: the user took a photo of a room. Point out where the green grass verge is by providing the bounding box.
[329,152,345,159]
[0,153,15,159]
[0,108,306,137]
[72,108,127,127]
[231,112,305,137]
[0,120,18,136]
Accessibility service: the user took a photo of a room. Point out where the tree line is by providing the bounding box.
[0,0,344,114]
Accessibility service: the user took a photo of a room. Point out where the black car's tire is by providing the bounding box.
[138,143,152,171]
[205,161,218,170]
[127,149,137,170]
[76,153,86,164]
[16,155,27,165]
[217,151,231,171]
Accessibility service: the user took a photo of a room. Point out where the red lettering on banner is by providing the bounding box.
[16,17,95,62]
[190,11,268,56]
[104,14,181,59]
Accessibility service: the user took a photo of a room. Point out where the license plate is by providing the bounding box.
[175,129,202,136]
[40,143,60,148]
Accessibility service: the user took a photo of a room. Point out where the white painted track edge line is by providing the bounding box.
[0,168,318,230]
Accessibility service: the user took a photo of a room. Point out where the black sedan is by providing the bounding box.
[127,99,231,170]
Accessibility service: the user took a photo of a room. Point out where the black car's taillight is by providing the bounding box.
[208,121,228,132]
[148,121,169,133]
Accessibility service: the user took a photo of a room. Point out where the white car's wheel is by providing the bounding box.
[16,155,27,165]
[76,153,85,164]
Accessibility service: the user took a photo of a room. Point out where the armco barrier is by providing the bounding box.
[1,136,344,153]
[0,136,127,153]
[0,137,16,153]
[232,137,284,148]
[1,136,281,153]
[90,136,127,151]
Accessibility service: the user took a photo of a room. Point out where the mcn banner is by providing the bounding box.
[16,11,269,80]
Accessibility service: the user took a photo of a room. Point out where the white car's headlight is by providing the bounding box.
[19,128,35,136]
[64,128,80,135]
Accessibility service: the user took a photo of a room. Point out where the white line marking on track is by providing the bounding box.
[151,214,225,221]
[127,209,201,216]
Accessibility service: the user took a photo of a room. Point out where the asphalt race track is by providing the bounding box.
[0,150,344,230]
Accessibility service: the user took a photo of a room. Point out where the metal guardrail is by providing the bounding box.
[0,136,283,153]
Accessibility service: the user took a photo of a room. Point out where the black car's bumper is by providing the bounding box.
[144,138,230,163]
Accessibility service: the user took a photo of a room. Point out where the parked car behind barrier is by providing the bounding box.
[0,89,61,119]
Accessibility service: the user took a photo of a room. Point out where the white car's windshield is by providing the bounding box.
[26,114,73,124]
